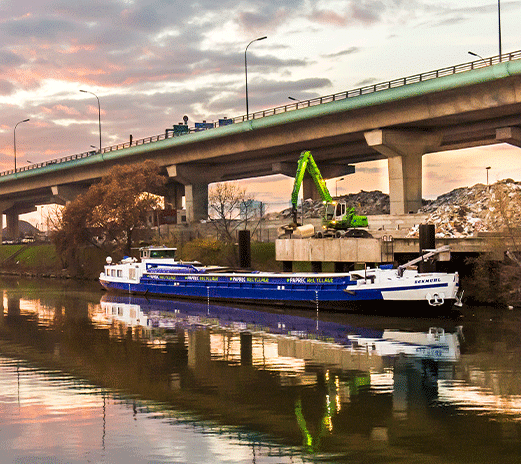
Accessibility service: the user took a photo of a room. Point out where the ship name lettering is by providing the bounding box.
[415,278,441,284]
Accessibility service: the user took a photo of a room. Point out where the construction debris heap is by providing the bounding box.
[273,180,521,239]
[409,179,521,238]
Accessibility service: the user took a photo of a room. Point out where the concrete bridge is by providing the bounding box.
[2,50,521,240]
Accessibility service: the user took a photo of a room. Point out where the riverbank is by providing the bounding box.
[0,243,104,280]
[0,241,283,280]
[0,241,515,308]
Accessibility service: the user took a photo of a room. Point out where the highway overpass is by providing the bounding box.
[2,50,521,239]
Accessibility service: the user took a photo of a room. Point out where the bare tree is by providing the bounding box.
[208,182,265,241]
[492,182,521,253]
[208,182,246,241]
[467,181,521,306]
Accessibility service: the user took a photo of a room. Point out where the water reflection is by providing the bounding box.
[2,279,521,463]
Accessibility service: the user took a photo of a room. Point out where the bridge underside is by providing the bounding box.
[2,59,521,240]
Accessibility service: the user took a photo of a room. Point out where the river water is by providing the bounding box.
[1,276,521,464]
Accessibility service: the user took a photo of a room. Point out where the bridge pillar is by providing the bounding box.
[303,177,320,202]
[5,211,19,241]
[0,201,37,242]
[166,165,210,223]
[0,201,15,243]
[185,183,208,222]
[164,183,184,211]
[364,129,441,215]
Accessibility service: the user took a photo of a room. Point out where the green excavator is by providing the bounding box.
[279,150,369,238]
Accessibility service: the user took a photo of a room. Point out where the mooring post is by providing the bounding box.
[238,229,251,269]
[283,261,292,272]
[419,224,436,273]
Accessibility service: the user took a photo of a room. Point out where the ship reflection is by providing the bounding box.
[98,294,463,452]
[99,294,461,363]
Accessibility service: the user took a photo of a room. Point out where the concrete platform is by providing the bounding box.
[275,235,501,264]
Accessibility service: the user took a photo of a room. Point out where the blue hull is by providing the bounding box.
[100,246,460,313]
[99,273,457,312]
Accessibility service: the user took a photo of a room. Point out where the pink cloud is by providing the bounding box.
[41,104,80,116]
[308,10,350,27]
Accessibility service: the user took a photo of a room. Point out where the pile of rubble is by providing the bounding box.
[275,190,390,220]
[408,179,521,238]
[271,180,521,238]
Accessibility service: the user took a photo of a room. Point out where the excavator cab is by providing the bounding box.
[324,202,345,222]
[323,201,368,230]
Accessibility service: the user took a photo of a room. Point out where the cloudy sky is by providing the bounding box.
[1,0,521,222]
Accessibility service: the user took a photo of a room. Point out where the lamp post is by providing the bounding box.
[486,166,491,185]
[498,0,502,59]
[245,36,267,120]
[14,118,30,172]
[80,89,101,152]
[335,177,345,197]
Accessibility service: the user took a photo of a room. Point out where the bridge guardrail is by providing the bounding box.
[3,50,521,178]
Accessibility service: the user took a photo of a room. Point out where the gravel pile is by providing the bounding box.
[275,190,390,220]
[408,179,521,238]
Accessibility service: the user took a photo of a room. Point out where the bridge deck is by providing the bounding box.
[2,49,521,180]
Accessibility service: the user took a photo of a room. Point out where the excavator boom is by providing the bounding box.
[290,151,332,222]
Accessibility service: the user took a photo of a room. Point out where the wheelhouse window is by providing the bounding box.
[141,248,177,259]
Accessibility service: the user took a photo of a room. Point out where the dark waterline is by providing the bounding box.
[1,276,521,463]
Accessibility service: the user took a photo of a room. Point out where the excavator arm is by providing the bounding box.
[290,151,332,223]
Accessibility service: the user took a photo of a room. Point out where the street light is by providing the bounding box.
[468,51,487,65]
[498,0,502,58]
[335,177,345,197]
[245,36,267,120]
[486,166,491,185]
[80,89,101,152]
[14,118,30,172]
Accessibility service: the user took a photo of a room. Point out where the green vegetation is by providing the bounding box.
[176,238,281,271]
[13,244,59,269]
[0,244,60,274]
[0,245,25,263]
[0,240,283,279]
[0,243,107,279]
[0,239,341,279]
